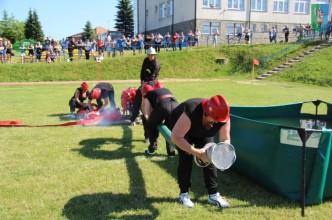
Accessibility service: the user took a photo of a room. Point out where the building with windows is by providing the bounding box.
[136,0,331,44]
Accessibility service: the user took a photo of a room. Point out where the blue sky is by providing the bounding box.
[0,0,119,40]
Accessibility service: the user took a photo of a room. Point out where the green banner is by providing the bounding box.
[311,4,329,31]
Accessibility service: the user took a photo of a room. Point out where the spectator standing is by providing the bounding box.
[84,40,91,60]
[194,29,201,47]
[269,27,277,43]
[110,38,117,57]
[35,41,42,63]
[178,32,185,50]
[61,40,67,60]
[144,33,153,54]
[187,30,194,49]
[118,35,126,57]
[164,32,171,51]
[19,43,26,64]
[97,38,104,59]
[5,40,12,64]
[137,34,144,54]
[172,32,179,51]
[50,39,55,49]
[67,37,76,61]
[54,41,61,62]
[105,38,112,58]
[45,37,51,47]
[283,25,290,43]
[212,29,219,47]
[237,25,244,40]
[126,37,132,51]
[28,42,34,63]
[2,40,7,63]
[0,40,4,64]
[297,24,304,42]
[305,23,312,37]
[76,38,83,60]
[90,38,97,59]
[244,26,250,44]
[154,33,163,52]
[131,35,138,55]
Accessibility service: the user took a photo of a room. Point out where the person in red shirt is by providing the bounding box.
[172,32,179,51]
[97,38,104,60]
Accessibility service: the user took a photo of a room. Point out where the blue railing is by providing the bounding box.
[259,27,330,70]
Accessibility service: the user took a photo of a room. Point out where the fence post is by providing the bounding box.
[207,34,210,47]
[250,31,253,44]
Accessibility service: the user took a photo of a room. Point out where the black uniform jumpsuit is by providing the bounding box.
[170,98,226,194]
[144,88,178,155]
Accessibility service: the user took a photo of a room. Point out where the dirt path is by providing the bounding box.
[0,78,226,86]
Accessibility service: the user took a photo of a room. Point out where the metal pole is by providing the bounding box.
[298,129,307,217]
[172,0,174,35]
[194,0,197,33]
[248,0,251,28]
[144,0,147,37]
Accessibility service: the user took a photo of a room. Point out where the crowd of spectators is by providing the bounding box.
[0,29,202,64]
[1,22,332,64]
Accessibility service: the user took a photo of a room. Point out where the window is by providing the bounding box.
[167,0,173,16]
[315,0,329,3]
[159,3,166,19]
[226,23,241,35]
[294,0,309,14]
[260,24,268,32]
[228,0,245,10]
[203,0,221,8]
[202,21,221,34]
[251,0,268,12]
[273,0,289,13]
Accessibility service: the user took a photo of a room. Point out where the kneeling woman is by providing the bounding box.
[69,82,90,119]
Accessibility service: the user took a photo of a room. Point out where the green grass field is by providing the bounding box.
[1,80,332,219]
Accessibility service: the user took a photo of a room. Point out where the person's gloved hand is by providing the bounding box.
[130,121,135,126]
[95,111,100,116]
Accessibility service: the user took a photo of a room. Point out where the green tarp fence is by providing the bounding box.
[230,100,332,205]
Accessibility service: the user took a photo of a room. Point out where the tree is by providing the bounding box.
[24,9,44,41]
[31,10,44,42]
[81,21,95,41]
[0,10,24,43]
[24,9,34,39]
[114,0,134,37]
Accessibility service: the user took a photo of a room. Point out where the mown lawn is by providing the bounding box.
[1,80,332,219]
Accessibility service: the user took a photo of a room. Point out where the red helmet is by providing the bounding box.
[153,81,163,89]
[202,95,230,122]
[142,84,154,96]
[91,88,101,99]
[81,82,89,90]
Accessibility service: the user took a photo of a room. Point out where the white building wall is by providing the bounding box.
[137,0,330,37]
[173,1,195,23]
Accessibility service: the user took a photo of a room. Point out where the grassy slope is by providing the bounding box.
[1,40,330,86]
